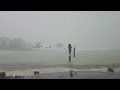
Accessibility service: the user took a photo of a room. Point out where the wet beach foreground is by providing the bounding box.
[1,64,120,79]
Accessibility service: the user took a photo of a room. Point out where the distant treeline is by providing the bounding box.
[0,36,30,50]
[0,36,65,51]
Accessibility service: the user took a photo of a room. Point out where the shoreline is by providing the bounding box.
[1,63,120,76]
[1,63,120,71]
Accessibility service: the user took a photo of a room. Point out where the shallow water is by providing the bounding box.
[0,50,120,65]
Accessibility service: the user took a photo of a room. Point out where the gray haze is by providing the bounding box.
[0,11,120,49]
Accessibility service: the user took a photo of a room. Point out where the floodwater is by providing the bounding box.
[0,50,120,65]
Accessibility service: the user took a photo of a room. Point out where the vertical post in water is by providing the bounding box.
[68,44,72,62]
[74,47,75,57]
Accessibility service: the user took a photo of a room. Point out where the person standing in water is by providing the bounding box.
[68,44,72,62]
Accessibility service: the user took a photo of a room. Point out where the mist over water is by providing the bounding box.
[0,11,120,65]
[0,11,120,49]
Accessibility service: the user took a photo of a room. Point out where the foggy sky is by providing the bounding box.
[0,11,120,49]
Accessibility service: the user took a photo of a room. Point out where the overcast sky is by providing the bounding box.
[0,11,120,49]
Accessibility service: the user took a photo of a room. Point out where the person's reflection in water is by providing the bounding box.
[70,70,73,77]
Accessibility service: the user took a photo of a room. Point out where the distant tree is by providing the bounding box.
[49,46,52,48]
[35,42,43,49]
[9,38,27,50]
[26,42,33,50]
[55,43,64,49]
[0,36,29,50]
[0,36,10,50]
